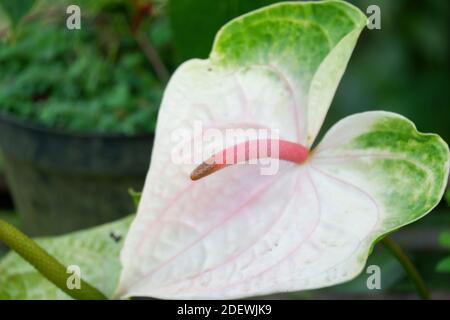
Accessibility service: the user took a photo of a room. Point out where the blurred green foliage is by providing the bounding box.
[326,0,449,144]
[0,1,166,135]
[0,0,36,27]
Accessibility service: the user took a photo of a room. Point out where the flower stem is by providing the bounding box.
[0,219,107,300]
[381,237,430,300]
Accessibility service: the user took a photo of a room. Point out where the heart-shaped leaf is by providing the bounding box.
[116,1,449,299]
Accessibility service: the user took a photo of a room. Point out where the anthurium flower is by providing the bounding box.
[116,1,449,299]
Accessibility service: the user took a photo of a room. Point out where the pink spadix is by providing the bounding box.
[190,139,309,181]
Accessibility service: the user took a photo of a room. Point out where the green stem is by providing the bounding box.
[0,219,107,300]
[381,237,430,300]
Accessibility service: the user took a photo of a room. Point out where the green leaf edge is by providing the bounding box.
[347,112,449,270]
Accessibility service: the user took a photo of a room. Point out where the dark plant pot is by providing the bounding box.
[0,113,153,236]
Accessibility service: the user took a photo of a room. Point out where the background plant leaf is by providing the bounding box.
[128,189,142,209]
[0,215,133,299]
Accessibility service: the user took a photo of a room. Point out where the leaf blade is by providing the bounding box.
[117,1,372,299]
[0,215,133,299]
[309,111,449,282]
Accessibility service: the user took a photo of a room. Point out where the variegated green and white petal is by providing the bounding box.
[0,216,133,299]
[117,1,369,299]
[154,0,367,156]
[212,0,367,146]
[305,111,450,283]
[115,110,448,299]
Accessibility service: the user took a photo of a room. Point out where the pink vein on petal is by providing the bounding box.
[299,164,382,282]
[309,164,380,232]
[137,167,256,255]
[164,164,381,296]
[138,123,283,254]
[181,169,321,294]
[126,167,293,293]
[256,63,303,143]
[172,169,303,286]
[233,74,250,117]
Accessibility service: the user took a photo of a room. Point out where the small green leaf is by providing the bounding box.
[0,215,134,299]
[128,188,142,208]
